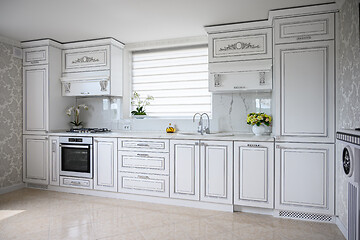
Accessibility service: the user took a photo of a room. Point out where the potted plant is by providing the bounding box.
[66,104,89,129]
[247,112,272,136]
[131,91,154,119]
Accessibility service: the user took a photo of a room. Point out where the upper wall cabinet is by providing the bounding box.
[208,28,272,63]
[274,13,334,44]
[62,45,110,73]
[23,46,48,66]
[60,38,124,97]
[21,40,75,134]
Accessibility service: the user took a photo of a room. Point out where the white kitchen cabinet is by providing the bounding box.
[234,141,274,208]
[23,135,49,185]
[275,142,334,215]
[49,136,60,186]
[273,40,335,142]
[274,13,334,44]
[118,151,169,175]
[208,28,272,62]
[23,46,48,66]
[118,172,169,198]
[170,140,200,201]
[94,138,117,192]
[23,65,48,133]
[200,141,233,204]
[22,40,75,135]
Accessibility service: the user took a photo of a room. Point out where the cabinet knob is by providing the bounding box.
[195,142,199,146]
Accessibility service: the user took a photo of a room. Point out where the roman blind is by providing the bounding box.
[132,46,211,117]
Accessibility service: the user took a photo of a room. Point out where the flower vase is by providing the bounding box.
[72,125,83,130]
[252,125,266,136]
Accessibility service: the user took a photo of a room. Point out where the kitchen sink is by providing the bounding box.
[177,132,234,137]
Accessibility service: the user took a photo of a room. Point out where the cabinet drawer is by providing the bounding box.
[118,138,169,152]
[274,13,334,44]
[118,172,169,197]
[23,46,48,66]
[60,176,94,189]
[63,45,110,73]
[118,151,169,175]
[209,28,272,62]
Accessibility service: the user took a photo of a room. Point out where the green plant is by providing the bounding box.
[247,112,272,126]
[131,91,154,116]
[66,104,88,126]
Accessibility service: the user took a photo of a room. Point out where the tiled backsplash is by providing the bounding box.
[77,92,272,133]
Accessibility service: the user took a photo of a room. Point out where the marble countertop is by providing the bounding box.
[48,130,275,142]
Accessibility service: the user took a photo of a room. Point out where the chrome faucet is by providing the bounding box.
[193,112,210,135]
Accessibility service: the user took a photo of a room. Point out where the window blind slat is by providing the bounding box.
[132,46,211,117]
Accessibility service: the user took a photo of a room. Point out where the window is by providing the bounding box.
[131,46,211,117]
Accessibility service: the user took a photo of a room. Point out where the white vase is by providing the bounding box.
[252,125,266,136]
[133,115,146,119]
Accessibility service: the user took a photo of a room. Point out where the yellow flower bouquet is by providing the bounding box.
[247,112,272,126]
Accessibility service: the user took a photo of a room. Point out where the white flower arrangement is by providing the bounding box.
[66,104,88,127]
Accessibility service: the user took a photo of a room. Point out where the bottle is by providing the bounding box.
[166,123,175,133]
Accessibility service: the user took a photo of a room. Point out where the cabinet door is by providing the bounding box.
[49,136,60,186]
[275,143,334,215]
[23,46,48,66]
[23,65,48,134]
[23,135,49,185]
[170,140,200,200]
[94,138,117,192]
[274,41,334,142]
[200,141,233,204]
[234,141,274,208]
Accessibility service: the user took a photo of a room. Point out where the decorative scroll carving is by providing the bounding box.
[63,82,71,93]
[72,56,99,64]
[219,42,260,52]
[100,80,108,91]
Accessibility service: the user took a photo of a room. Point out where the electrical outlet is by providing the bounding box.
[123,124,131,131]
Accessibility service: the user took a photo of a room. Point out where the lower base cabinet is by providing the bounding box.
[275,142,334,215]
[94,138,118,192]
[200,141,233,204]
[234,141,274,208]
[49,136,59,186]
[23,135,49,185]
[118,172,169,197]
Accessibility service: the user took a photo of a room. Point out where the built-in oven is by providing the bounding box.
[59,136,93,179]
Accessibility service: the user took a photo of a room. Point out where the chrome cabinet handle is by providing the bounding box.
[247,144,260,147]
[138,175,150,179]
[137,153,149,157]
[296,35,311,40]
[234,86,246,89]
[70,181,81,185]
[194,142,199,146]
[81,92,90,95]
[276,145,282,149]
[137,143,149,147]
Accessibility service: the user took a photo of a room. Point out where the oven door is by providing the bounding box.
[60,144,93,178]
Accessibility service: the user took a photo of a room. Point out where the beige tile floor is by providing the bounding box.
[0,188,345,240]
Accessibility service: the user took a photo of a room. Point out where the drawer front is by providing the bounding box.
[63,45,110,73]
[118,172,169,197]
[118,138,169,152]
[209,28,272,62]
[118,151,169,175]
[274,13,334,44]
[23,46,48,66]
[62,80,110,97]
[60,176,94,189]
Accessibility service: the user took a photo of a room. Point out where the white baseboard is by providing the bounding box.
[0,183,25,195]
[335,216,348,240]
[234,205,274,215]
[47,185,234,212]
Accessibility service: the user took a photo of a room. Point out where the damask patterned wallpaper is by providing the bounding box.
[336,0,360,230]
[0,41,23,188]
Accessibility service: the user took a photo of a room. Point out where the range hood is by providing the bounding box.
[209,59,272,92]
[60,71,111,97]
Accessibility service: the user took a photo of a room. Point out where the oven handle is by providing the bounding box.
[59,144,90,149]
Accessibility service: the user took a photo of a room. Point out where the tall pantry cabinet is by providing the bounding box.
[22,40,74,184]
[273,12,336,215]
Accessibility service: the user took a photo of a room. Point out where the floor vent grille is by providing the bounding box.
[27,183,48,190]
[279,210,333,222]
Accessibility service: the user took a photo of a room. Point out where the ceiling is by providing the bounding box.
[0,0,334,44]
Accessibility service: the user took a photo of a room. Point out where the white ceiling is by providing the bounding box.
[0,0,334,44]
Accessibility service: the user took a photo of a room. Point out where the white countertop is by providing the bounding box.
[48,130,275,142]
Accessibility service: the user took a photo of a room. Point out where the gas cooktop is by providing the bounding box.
[67,128,111,133]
